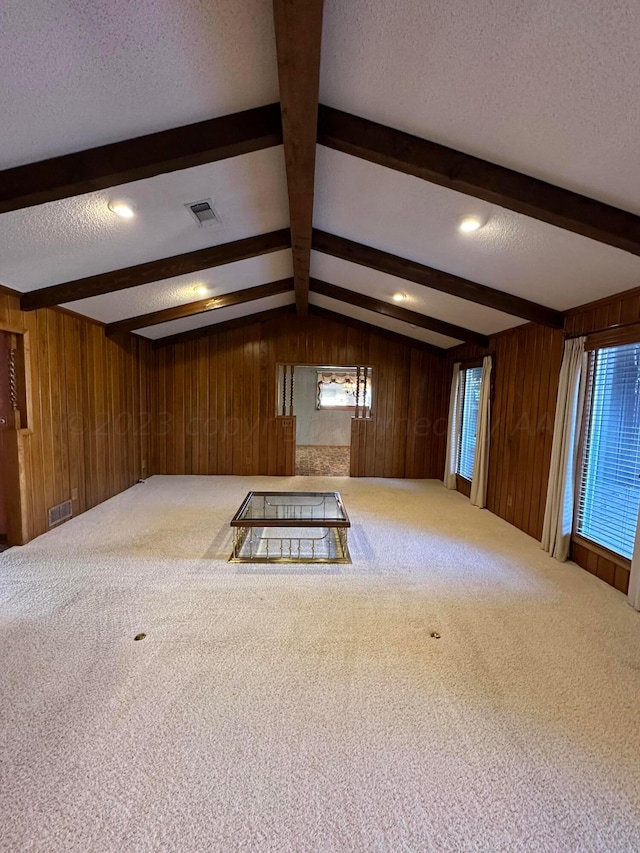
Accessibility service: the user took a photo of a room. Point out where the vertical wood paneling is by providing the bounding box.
[152,313,449,478]
[0,293,151,543]
[447,323,564,541]
[448,285,640,596]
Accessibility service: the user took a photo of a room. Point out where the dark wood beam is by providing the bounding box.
[0,104,282,215]
[151,304,296,349]
[20,230,291,311]
[312,230,564,328]
[105,279,293,337]
[272,0,324,315]
[308,305,446,356]
[310,279,489,347]
[317,105,640,257]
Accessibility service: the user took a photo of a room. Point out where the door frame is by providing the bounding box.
[0,324,32,546]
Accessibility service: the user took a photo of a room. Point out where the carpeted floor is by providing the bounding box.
[0,475,639,852]
[295,445,350,476]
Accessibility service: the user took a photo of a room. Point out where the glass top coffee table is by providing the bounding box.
[229,492,351,563]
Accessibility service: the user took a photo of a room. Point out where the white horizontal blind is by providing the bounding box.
[576,342,640,559]
[457,366,483,481]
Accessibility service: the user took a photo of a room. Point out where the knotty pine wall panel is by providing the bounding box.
[151,311,448,478]
[0,291,151,543]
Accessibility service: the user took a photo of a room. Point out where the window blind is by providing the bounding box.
[576,342,640,560]
[457,366,483,481]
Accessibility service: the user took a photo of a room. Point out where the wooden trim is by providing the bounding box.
[572,535,631,571]
[53,305,106,328]
[106,278,294,336]
[20,230,292,311]
[456,474,472,498]
[458,356,484,369]
[572,349,594,541]
[317,105,640,257]
[18,331,33,432]
[0,104,282,214]
[308,305,446,356]
[151,304,297,349]
[0,282,21,297]
[0,328,32,545]
[273,0,324,315]
[0,322,24,335]
[309,278,489,347]
[564,284,640,317]
[584,322,640,350]
[312,229,564,328]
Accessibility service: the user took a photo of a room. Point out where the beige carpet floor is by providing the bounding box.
[0,476,639,852]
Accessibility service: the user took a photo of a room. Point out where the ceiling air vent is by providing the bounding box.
[185,198,222,227]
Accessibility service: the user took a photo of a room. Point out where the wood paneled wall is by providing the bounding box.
[448,323,564,541]
[449,286,640,595]
[564,286,640,594]
[0,291,151,543]
[151,310,448,478]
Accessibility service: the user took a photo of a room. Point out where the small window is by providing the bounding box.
[317,371,372,411]
[576,342,640,559]
[457,366,483,481]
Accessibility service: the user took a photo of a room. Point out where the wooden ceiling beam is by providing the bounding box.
[312,229,564,328]
[105,278,293,337]
[310,278,489,347]
[308,305,446,356]
[0,104,282,215]
[317,105,640,257]
[272,0,325,315]
[151,304,296,349]
[20,229,291,311]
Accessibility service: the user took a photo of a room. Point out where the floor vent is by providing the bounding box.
[48,500,73,528]
[185,198,222,227]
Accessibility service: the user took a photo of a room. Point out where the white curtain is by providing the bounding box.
[470,356,492,508]
[629,512,640,610]
[444,363,461,489]
[541,337,586,561]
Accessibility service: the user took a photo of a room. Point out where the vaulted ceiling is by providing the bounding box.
[2,0,640,352]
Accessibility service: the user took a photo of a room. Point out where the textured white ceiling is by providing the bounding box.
[4,0,640,344]
[0,149,289,291]
[67,251,293,324]
[311,252,523,336]
[309,294,461,349]
[321,0,640,213]
[0,0,278,168]
[138,291,295,340]
[314,149,640,314]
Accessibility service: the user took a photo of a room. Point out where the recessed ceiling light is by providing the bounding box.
[459,215,483,233]
[393,292,407,302]
[108,199,136,219]
[193,285,209,296]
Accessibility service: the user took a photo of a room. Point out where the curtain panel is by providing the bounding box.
[541,336,586,561]
[470,355,492,508]
[444,363,462,490]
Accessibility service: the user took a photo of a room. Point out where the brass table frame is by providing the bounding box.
[229,491,351,564]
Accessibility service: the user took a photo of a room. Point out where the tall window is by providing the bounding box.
[457,365,483,481]
[576,342,640,559]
